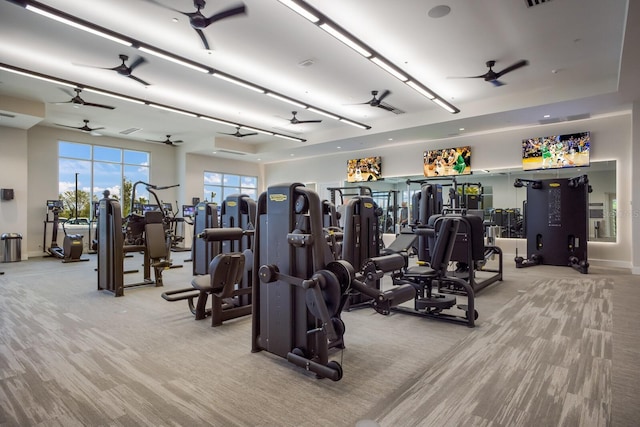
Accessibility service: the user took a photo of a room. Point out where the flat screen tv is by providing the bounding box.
[423,146,471,177]
[522,131,590,171]
[182,205,195,217]
[347,156,382,182]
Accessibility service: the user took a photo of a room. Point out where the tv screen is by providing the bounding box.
[522,131,590,171]
[347,156,382,182]
[182,205,195,217]
[423,146,471,177]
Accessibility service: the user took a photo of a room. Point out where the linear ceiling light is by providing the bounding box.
[0,62,307,142]
[406,81,436,99]
[319,23,372,58]
[370,57,408,82]
[0,64,76,88]
[432,98,458,114]
[25,4,132,47]
[339,118,369,130]
[148,104,198,117]
[307,107,340,120]
[212,73,265,94]
[277,0,459,114]
[138,47,208,73]
[266,93,307,109]
[242,126,274,136]
[83,88,146,105]
[277,0,320,23]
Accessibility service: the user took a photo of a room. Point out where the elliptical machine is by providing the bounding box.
[44,199,88,263]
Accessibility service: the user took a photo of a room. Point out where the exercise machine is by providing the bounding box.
[191,201,220,275]
[161,227,254,326]
[251,183,415,381]
[514,175,590,273]
[43,199,88,263]
[97,185,176,296]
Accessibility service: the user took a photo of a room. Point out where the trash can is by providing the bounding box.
[2,233,22,262]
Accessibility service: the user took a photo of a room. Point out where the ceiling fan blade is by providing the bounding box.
[495,60,529,78]
[90,127,105,131]
[295,120,322,124]
[377,103,395,112]
[205,4,247,26]
[128,56,147,71]
[491,79,505,87]
[128,75,151,86]
[377,90,391,103]
[82,102,115,110]
[195,28,211,50]
[238,132,257,137]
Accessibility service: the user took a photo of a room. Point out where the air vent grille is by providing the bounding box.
[120,127,141,135]
[0,112,16,118]
[525,0,551,7]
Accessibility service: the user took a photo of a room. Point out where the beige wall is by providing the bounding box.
[0,126,28,260]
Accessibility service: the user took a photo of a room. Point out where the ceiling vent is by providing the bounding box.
[0,112,16,118]
[218,149,247,156]
[525,0,551,7]
[120,127,141,135]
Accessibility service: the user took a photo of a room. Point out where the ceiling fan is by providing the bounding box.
[53,88,115,110]
[143,0,247,50]
[146,135,184,145]
[218,126,257,138]
[288,111,322,125]
[74,54,151,86]
[55,119,105,134]
[357,90,404,114]
[448,60,529,87]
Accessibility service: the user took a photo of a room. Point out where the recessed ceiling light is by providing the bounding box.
[459,127,465,131]
[290,154,295,157]
[544,114,550,118]
[337,146,341,149]
[428,5,451,18]
[388,138,393,141]
[172,18,179,23]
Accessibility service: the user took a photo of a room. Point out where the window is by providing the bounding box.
[58,141,149,219]
[203,172,258,205]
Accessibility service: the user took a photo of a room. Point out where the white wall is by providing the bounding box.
[265,112,633,268]
[0,126,28,260]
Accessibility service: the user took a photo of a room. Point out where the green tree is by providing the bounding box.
[59,189,90,219]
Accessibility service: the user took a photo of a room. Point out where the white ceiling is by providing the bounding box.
[0,0,637,163]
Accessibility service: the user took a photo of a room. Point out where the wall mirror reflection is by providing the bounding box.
[340,160,616,243]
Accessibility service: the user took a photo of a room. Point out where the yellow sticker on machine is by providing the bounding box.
[269,194,288,202]
[227,201,237,207]
[364,202,374,209]
[549,183,561,187]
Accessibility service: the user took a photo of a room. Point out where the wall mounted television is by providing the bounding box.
[521,131,590,171]
[423,146,471,177]
[347,156,382,182]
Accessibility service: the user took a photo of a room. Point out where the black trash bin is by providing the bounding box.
[2,233,22,262]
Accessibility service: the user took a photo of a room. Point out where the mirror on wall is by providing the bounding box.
[340,160,616,242]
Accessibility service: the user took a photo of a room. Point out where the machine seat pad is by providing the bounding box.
[404,265,437,278]
[191,275,213,292]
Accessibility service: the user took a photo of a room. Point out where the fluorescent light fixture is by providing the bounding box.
[199,116,237,127]
[307,107,340,120]
[213,73,265,93]
[25,5,132,47]
[83,88,145,104]
[139,47,208,73]
[406,81,436,99]
[370,57,408,81]
[339,118,368,130]
[277,0,320,23]
[0,65,76,87]
[266,93,307,108]
[432,98,458,114]
[148,103,198,117]
[274,134,303,142]
[242,126,274,135]
[319,23,371,57]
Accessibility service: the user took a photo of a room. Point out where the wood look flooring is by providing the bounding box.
[0,253,638,426]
